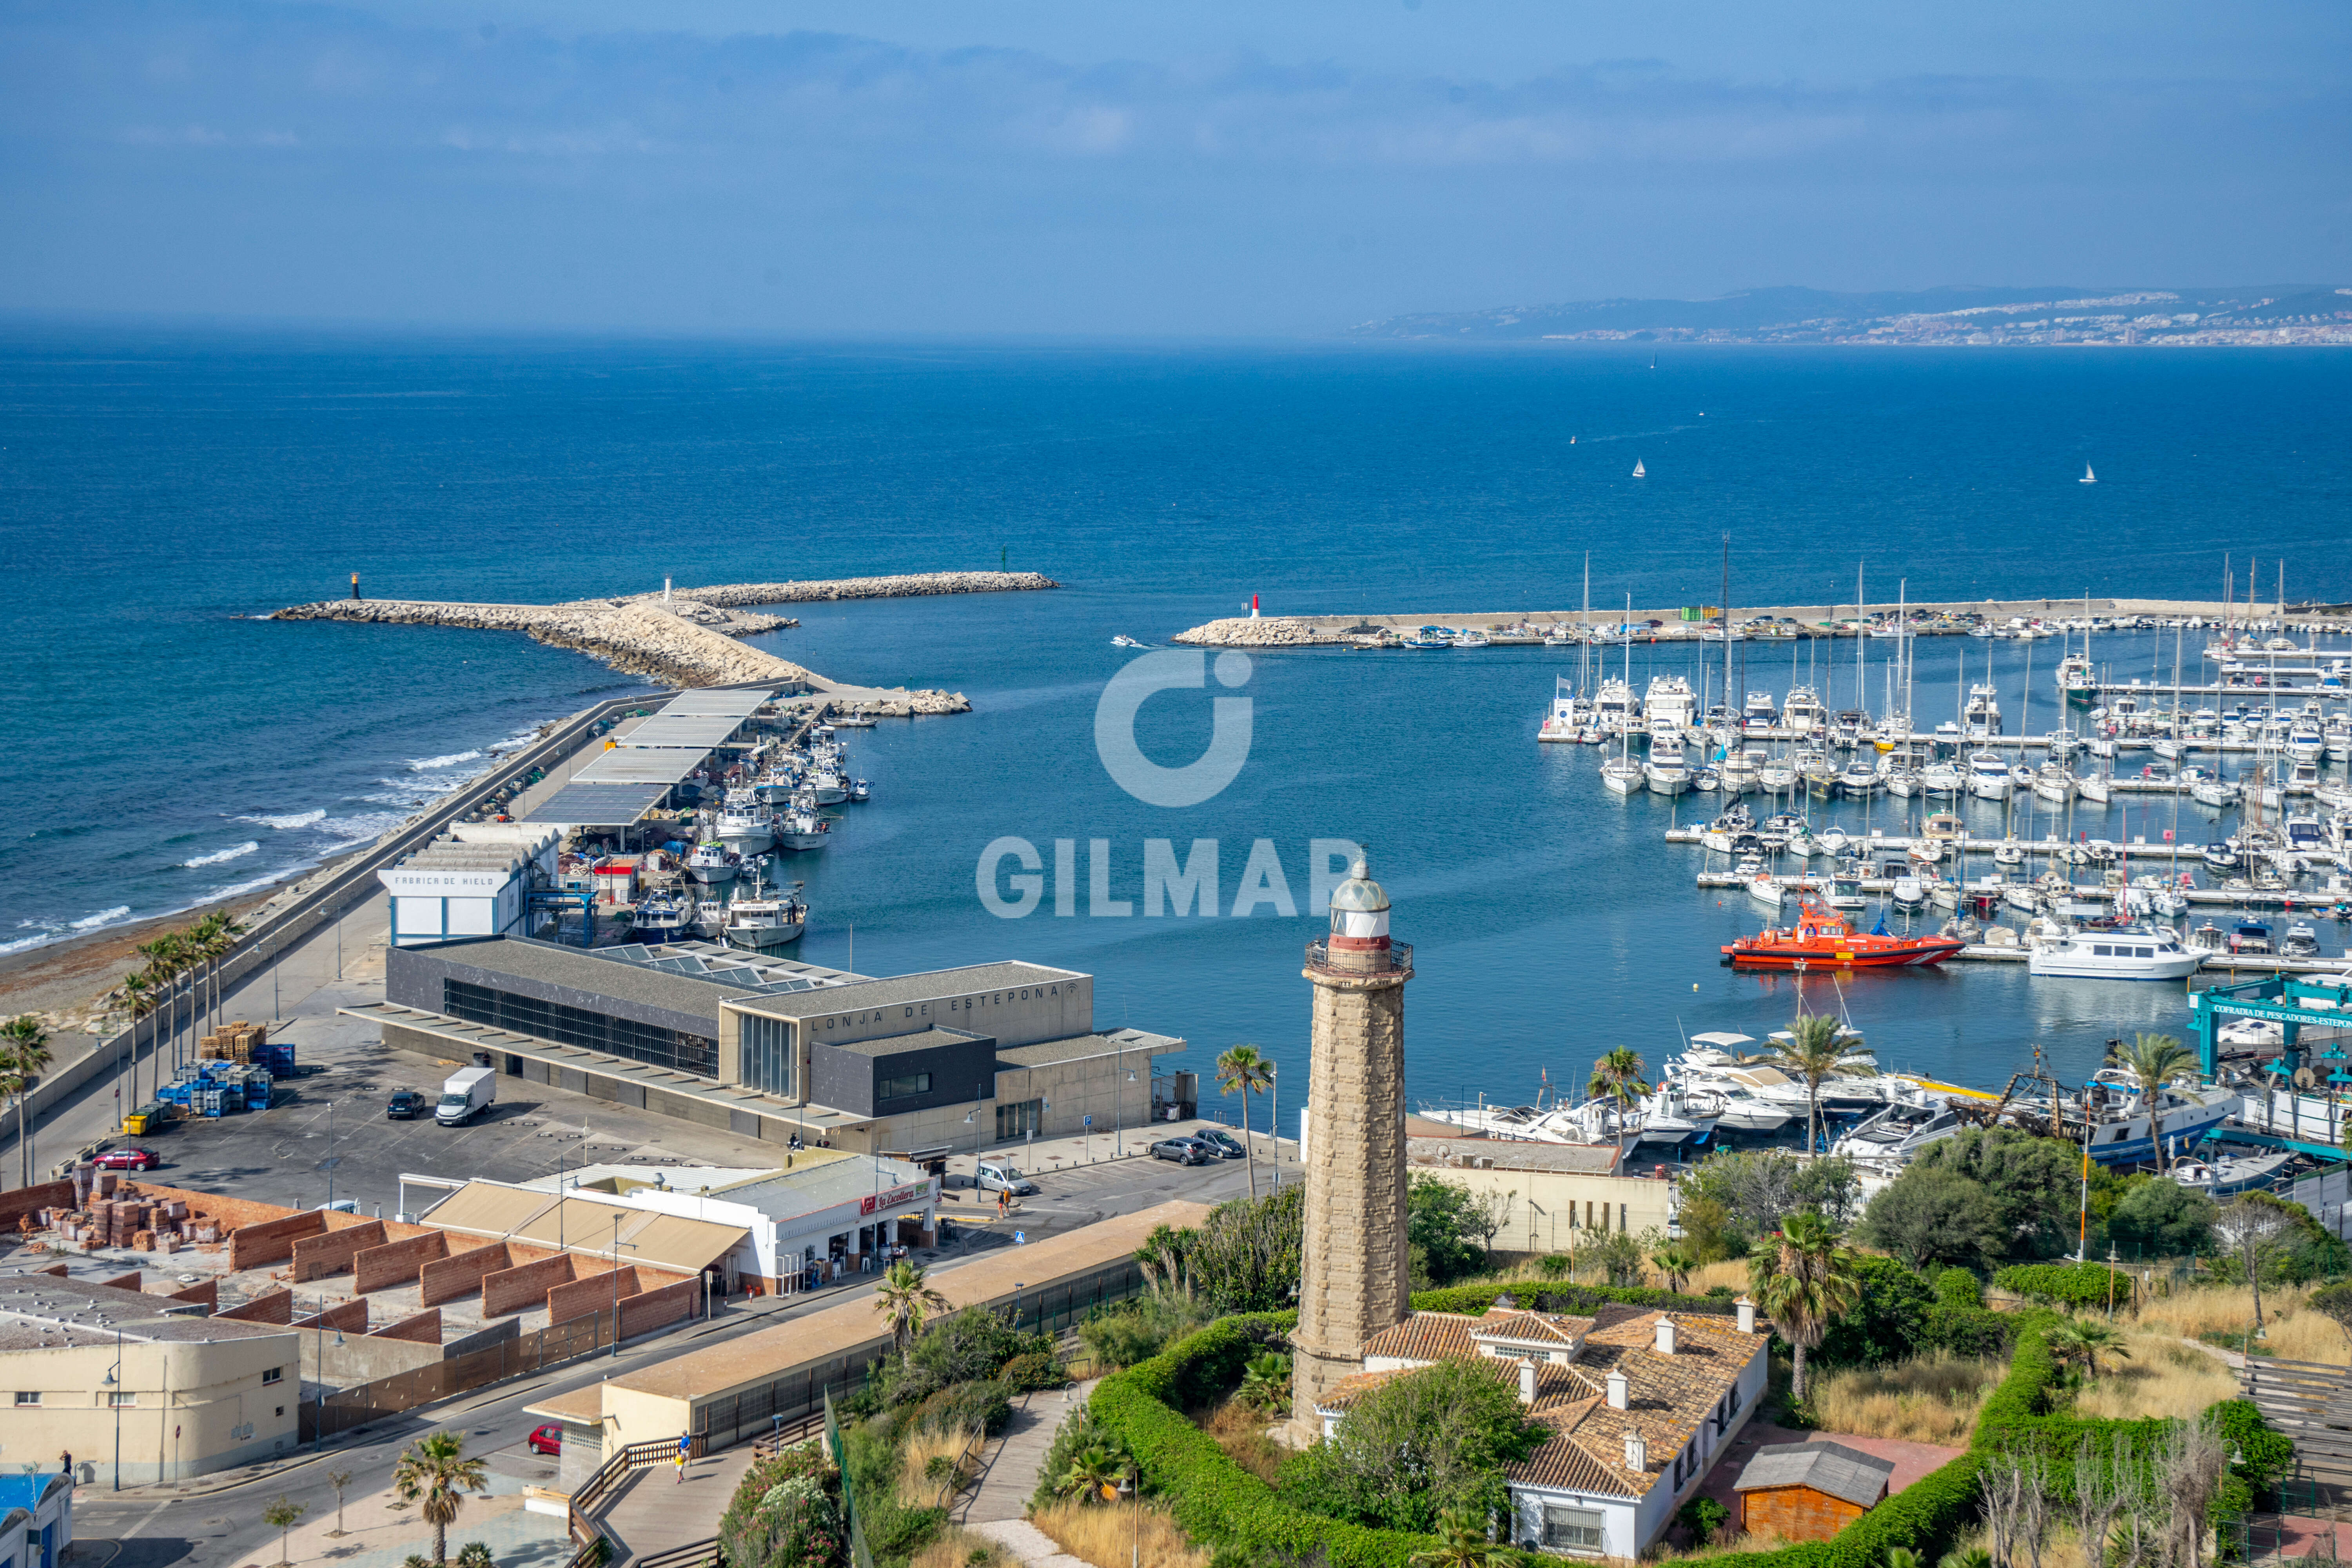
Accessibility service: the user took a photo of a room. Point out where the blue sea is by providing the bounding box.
[4,331,2348,1113]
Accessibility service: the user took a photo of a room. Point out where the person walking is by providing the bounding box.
[674,1433,690,1484]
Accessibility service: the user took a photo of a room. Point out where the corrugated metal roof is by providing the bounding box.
[658,689,775,717]
[521,782,669,826]
[419,1181,747,1273]
[572,747,711,785]
[618,715,748,749]
[1734,1442,1894,1506]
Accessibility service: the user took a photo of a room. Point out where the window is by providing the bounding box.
[262,1367,282,1385]
[996,1099,1042,1140]
[878,1071,933,1103]
[443,979,717,1078]
[1542,1504,1605,1554]
[11,1392,35,1406]
[2094,944,2113,957]
[739,1011,796,1099]
[109,1392,136,1407]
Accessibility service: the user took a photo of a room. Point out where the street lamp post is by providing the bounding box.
[610,1216,639,1358]
[106,1328,122,1491]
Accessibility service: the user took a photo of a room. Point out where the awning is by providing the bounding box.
[520,783,671,827]
[657,689,775,717]
[419,1180,748,1274]
[619,715,751,750]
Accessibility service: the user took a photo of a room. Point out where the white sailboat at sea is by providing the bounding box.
[1632,459,1646,478]
[2080,463,2097,485]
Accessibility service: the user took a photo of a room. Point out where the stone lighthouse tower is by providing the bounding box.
[1289,854,1414,1442]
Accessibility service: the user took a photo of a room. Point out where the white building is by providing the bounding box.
[379,825,561,949]
[1318,1299,1770,1557]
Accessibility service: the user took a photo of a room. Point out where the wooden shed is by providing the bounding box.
[1733,1441,1896,1541]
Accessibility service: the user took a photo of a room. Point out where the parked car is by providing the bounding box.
[385,1090,429,1120]
[93,1147,158,1172]
[1150,1136,1212,1166]
[1193,1130,1247,1160]
[528,1425,562,1455]
[975,1161,1037,1196]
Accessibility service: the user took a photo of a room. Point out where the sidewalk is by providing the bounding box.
[245,1474,570,1568]
[964,1379,1100,1524]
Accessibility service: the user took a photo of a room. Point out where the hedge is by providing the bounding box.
[1409,1281,1738,1318]
[1994,1263,2136,1310]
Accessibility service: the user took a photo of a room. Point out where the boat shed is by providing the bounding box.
[378,824,561,949]
[1733,1441,1895,1541]
[523,687,775,829]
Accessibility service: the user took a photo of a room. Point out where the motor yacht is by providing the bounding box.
[2282,922,2322,958]
[2167,1151,2294,1198]
[2027,924,2202,980]
[1833,1092,1967,1171]
[1964,684,2004,739]
[1920,759,1964,799]
[1636,1087,1722,1146]
[1644,729,1694,795]
[1837,758,1881,797]
[1967,751,2015,801]
[724,890,809,951]
[2078,1069,2234,1165]
[1594,677,1638,734]
[631,888,696,942]
[1642,675,1699,733]
[1782,686,1827,735]
[1744,691,1779,730]
[685,840,741,884]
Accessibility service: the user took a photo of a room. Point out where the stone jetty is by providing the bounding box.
[272,570,1057,706]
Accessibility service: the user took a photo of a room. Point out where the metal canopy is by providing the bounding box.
[620,714,750,749]
[573,746,711,785]
[658,689,773,717]
[521,782,670,826]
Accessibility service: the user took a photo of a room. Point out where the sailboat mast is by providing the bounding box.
[1722,534,1733,729]
[1581,552,1592,697]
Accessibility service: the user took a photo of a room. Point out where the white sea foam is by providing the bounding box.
[490,729,543,753]
[1,925,62,956]
[205,871,290,902]
[408,750,485,771]
[320,811,408,847]
[183,841,260,868]
[237,808,327,831]
[71,906,133,931]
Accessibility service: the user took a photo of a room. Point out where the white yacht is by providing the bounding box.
[1964,683,2004,739]
[1594,677,1639,734]
[2031,763,2076,806]
[775,793,832,851]
[1782,686,1826,735]
[1967,750,2016,800]
[716,795,775,855]
[1757,755,1798,793]
[1719,749,1762,795]
[2027,924,2202,980]
[1834,1092,1967,1171]
[1636,1087,1722,1147]
[1642,675,1699,733]
[1920,759,1964,799]
[1837,757,1881,797]
[685,840,741,884]
[724,891,809,951]
[2078,1069,2234,1166]
[1643,729,1694,795]
[1744,691,1779,730]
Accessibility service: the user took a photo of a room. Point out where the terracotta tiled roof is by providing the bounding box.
[1473,1311,1594,1347]
[1359,1311,1479,1365]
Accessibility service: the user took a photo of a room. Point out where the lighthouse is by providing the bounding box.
[1289,853,1414,1441]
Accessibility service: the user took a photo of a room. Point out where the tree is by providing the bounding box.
[1650,1242,1696,1293]
[2112,1033,2198,1175]
[875,1261,948,1362]
[2047,1317,2131,1381]
[1281,1359,1545,1535]
[1189,1185,1305,1311]
[1410,1511,1497,1568]
[1408,1177,1506,1287]
[2105,1178,2216,1259]
[1769,1013,1851,1155]
[1856,1128,2079,1270]
[1791,1156,1862,1225]
[1681,1147,1802,1249]
[1216,1044,1275,1200]
[0,1015,53,1188]
[1134,1223,1194,1298]
[390,1431,490,1568]
[263,1497,306,1567]
[2309,1283,2352,1348]
[1573,1228,1646,1287]
[2212,1196,2295,1334]
[1748,1210,1862,1401]
[1855,1165,2009,1272]
[328,1470,354,1537]
[1813,1255,1932,1369]
[1054,1443,1131,1503]
[1586,1048,1648,1158]
[1239,1352,1292,1411]
[1677,1194,1737,1263]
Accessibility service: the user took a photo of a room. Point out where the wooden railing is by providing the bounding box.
[561,1435,710,1568]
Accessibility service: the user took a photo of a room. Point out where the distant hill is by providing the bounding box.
[1348,284,2352,345]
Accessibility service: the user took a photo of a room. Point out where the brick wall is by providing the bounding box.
[369,1308,443,1344]
[292,1219,388,1282]
[162,1278,218,1311]
[98,1270,142,1291]
[1740,1487,1866,1543]
[229,1210,326,1270]
[354,1232,449,1293]
[545,1263,637,1327]
[95,1181,437,1243]
[0,1180,76,1231]
[481,1253,578,1318]
[218,1287,294,1324]
[419,1242,512,1306]
[294,1298,371,1334]
[620,1275,702,1340]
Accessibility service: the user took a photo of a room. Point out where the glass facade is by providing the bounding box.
[739,1011,796,1099]
[442,978,718,1078]
[995,1098,1042,1140]
[877,1071,933,1103]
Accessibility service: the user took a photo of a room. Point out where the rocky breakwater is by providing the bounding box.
[631,570,1058,608]
[1172,616,1345,648]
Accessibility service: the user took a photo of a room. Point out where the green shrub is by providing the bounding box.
[1277,1359,1544,1533]
[882,1307,1051,1407]
[1816,1256,1933,1368]
[717,1439,845,1568]
[1000,1352,1069,1392]
[1919,1303,2014,1359]
[1993,1262,2134,1311]
[915,1380,1014,1437]
[1934,1269,1983,1307]
[1408,1280,1735,1317]
[1678,1495,1731,1547]
[1079,1292,1217,1370]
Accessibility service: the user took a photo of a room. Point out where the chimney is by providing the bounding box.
[1655,1316,1677,1355]
[1519,1358,1538,1406]
[1735,1296,1757,1334]
[1625,1432,1647,1471]
[1606,1367,1629,1410]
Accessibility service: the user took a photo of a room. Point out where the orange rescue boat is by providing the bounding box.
[1721,899,1965,969]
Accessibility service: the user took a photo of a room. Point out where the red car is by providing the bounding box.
[93,1147,159,1172]
[528,1425,562,1456]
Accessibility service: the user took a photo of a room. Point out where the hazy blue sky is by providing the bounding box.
[3,0,2344,334]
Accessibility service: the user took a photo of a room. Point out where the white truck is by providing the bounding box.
[436,1066,496,1125]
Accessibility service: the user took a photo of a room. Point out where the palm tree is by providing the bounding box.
[2114,1032,2198,1175]
[1411,1512,1497,1568]
[1650,1242,1696,1294]
[874,1260,947,1362]
[2046,1317,2131,1382]
[1238,1352,1292,1410]
[119,972,153,1112]
[0,1016,52,1189]
[1054,1442,1132,1503]
[1746,1209,1861,1402]
[390,1430,490,1568]
[1769,1012,1850,1155]
[1587,1047,1649,1158]
[1216,1044,1275,1198]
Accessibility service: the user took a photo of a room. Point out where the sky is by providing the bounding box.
[0,0,2345,336]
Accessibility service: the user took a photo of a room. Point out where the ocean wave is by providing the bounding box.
[71,905,133,931]
[237,808,327,831]
[408,750,485,771]
[490,729,544,752]
[320,810,408,847]
[0,929,60,956]
[205,870,291,902]
[183,841,260,868]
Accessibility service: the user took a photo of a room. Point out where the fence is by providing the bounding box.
[303,1308,616,1440]
[827,1394,877,1568]
[1009,1258,1147,1338]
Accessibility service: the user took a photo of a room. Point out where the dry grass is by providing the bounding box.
[1195,1397,1287,1485]
[909,1526,1013,1568]
[2129,1284,2352,1365]
[1030,1501,1211,1568]
[1809,1352,2004,1445]
[1680,1259,1754,1295]
[898,1425,984,1510]
[2069,1330,2239,1421]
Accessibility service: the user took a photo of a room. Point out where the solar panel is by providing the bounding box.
[520,783,669,826]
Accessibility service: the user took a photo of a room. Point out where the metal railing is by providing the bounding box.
[1302,940,1413,979]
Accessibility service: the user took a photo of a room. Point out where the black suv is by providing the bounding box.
[386,1089,429,1120]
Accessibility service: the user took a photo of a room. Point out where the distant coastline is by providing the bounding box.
[1352,283,2352,347]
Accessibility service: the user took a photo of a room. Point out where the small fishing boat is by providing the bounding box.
[1720,900,1966,969]
[631,888,696,942]
[1111,635,1150,649]
[685,840,741,884]
[724,890,809,951]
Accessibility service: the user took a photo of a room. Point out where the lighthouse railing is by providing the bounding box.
[1303,940,1414,978]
